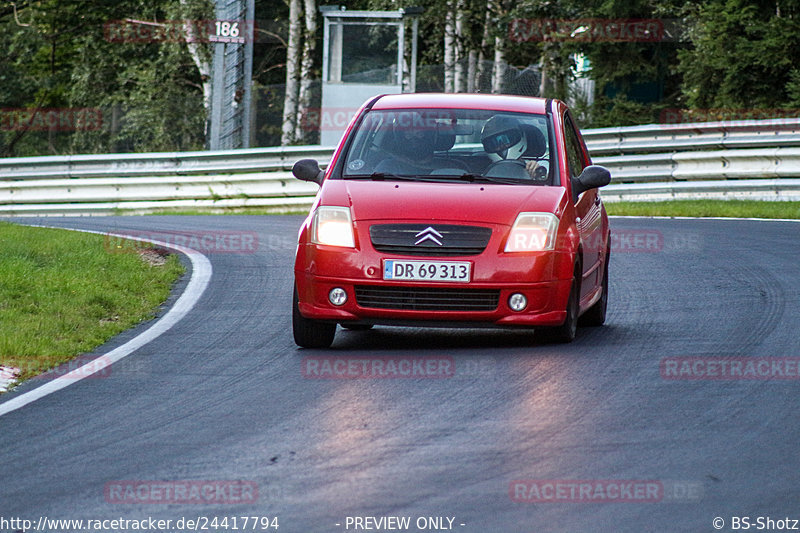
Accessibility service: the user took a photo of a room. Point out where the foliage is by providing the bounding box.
[677,0,800,111]
[4,0,800,154]
[0,0,211,156]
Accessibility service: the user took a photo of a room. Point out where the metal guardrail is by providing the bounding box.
[0,145,334,180]
[2,117,800,215]
[584,117,800,156]
[0,146,327,215]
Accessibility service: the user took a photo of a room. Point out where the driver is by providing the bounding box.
[374,112,436,175]
[480,115,541,179]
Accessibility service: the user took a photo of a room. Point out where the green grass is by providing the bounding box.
[605,200,800,219]
[119,206,310,216]
[133,200,800,219]
[0,222,185,384]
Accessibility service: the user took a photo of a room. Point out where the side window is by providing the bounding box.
[563,114,586,179]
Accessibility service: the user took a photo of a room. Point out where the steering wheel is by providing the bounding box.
[484,159,528,179]
[484,159,548,182]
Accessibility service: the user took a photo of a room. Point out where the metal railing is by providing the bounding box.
[584,117,800,156]
[2,117,800,215]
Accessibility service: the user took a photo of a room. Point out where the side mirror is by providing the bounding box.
[572,165,611,198]
[292,159,325,186]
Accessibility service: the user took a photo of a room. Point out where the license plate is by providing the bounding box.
[383,260,471,282]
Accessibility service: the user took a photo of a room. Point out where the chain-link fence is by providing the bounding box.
[259,61,543,147]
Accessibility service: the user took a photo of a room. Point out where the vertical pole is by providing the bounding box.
[241,0,255,148]
[410,17,418,93]
[397,20,404,88]
[209,42,225,150]
[329,21,342,82]
[321,16,330,83]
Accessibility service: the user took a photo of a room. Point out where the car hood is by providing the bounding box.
[319,179,569,226]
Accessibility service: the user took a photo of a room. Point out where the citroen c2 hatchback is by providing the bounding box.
[291,93,611,348]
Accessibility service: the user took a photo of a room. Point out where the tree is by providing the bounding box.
[281,0,302,145]
[294,0,317,142]
[475,1,494,92]
[677,0,800,112]
[443,0,456,92]
[0,0,212,156]
[178,0,213,114]
[501,0,690,126]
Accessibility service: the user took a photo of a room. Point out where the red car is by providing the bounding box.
[291,93,611,348]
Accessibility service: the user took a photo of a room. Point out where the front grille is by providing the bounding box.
[355,285,500,312]
[370,224,492,256]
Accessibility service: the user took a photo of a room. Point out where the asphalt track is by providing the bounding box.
[1,215,799,533]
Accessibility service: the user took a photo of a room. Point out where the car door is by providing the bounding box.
[562,111,603,301]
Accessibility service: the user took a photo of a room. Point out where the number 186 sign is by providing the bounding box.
[210,20,252,43]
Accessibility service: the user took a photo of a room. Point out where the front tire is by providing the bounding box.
[580,250,609,327]
[539,266,580,343]
[293,287,336,348]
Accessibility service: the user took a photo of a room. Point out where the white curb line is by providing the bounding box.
[0,227,212,417]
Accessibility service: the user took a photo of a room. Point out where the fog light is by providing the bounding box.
[509,293,527,312]
[329,287,348,306]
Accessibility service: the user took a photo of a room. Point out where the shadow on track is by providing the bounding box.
[316,323,624,352]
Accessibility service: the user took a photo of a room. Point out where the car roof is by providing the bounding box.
[370,93,549,115]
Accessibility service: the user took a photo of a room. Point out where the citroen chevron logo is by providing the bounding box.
[415,227,443,246]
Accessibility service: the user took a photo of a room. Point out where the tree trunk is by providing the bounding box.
[476,0,493,93]
[295,0,317,143]
[492,35,504,93]
[454,0,466,92]
[539,43,559,98]
[467,49,477,92]
[444,0,456,93]
[282,0,302,145]
[178,0,212,114]
[539,55,549,97]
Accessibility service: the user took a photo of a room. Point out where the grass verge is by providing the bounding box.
[605,200,800,219]
[117,206,310,216]
[129,200,800,219]
[0,222,185,385]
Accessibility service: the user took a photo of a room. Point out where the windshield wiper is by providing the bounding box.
[343,172,457,183]
[448,173,531,185]
[344,172,426,181]
[342,172,532,185]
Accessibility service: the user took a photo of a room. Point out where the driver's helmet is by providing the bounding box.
[481,115,527,162]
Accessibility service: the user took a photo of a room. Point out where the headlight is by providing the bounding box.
[504,212,559,252]
[311,206,355,248]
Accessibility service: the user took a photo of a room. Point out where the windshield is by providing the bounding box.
[339,108,554,185]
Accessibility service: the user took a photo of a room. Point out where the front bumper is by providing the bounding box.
[296,273,571,327]
[294,233,575,327]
